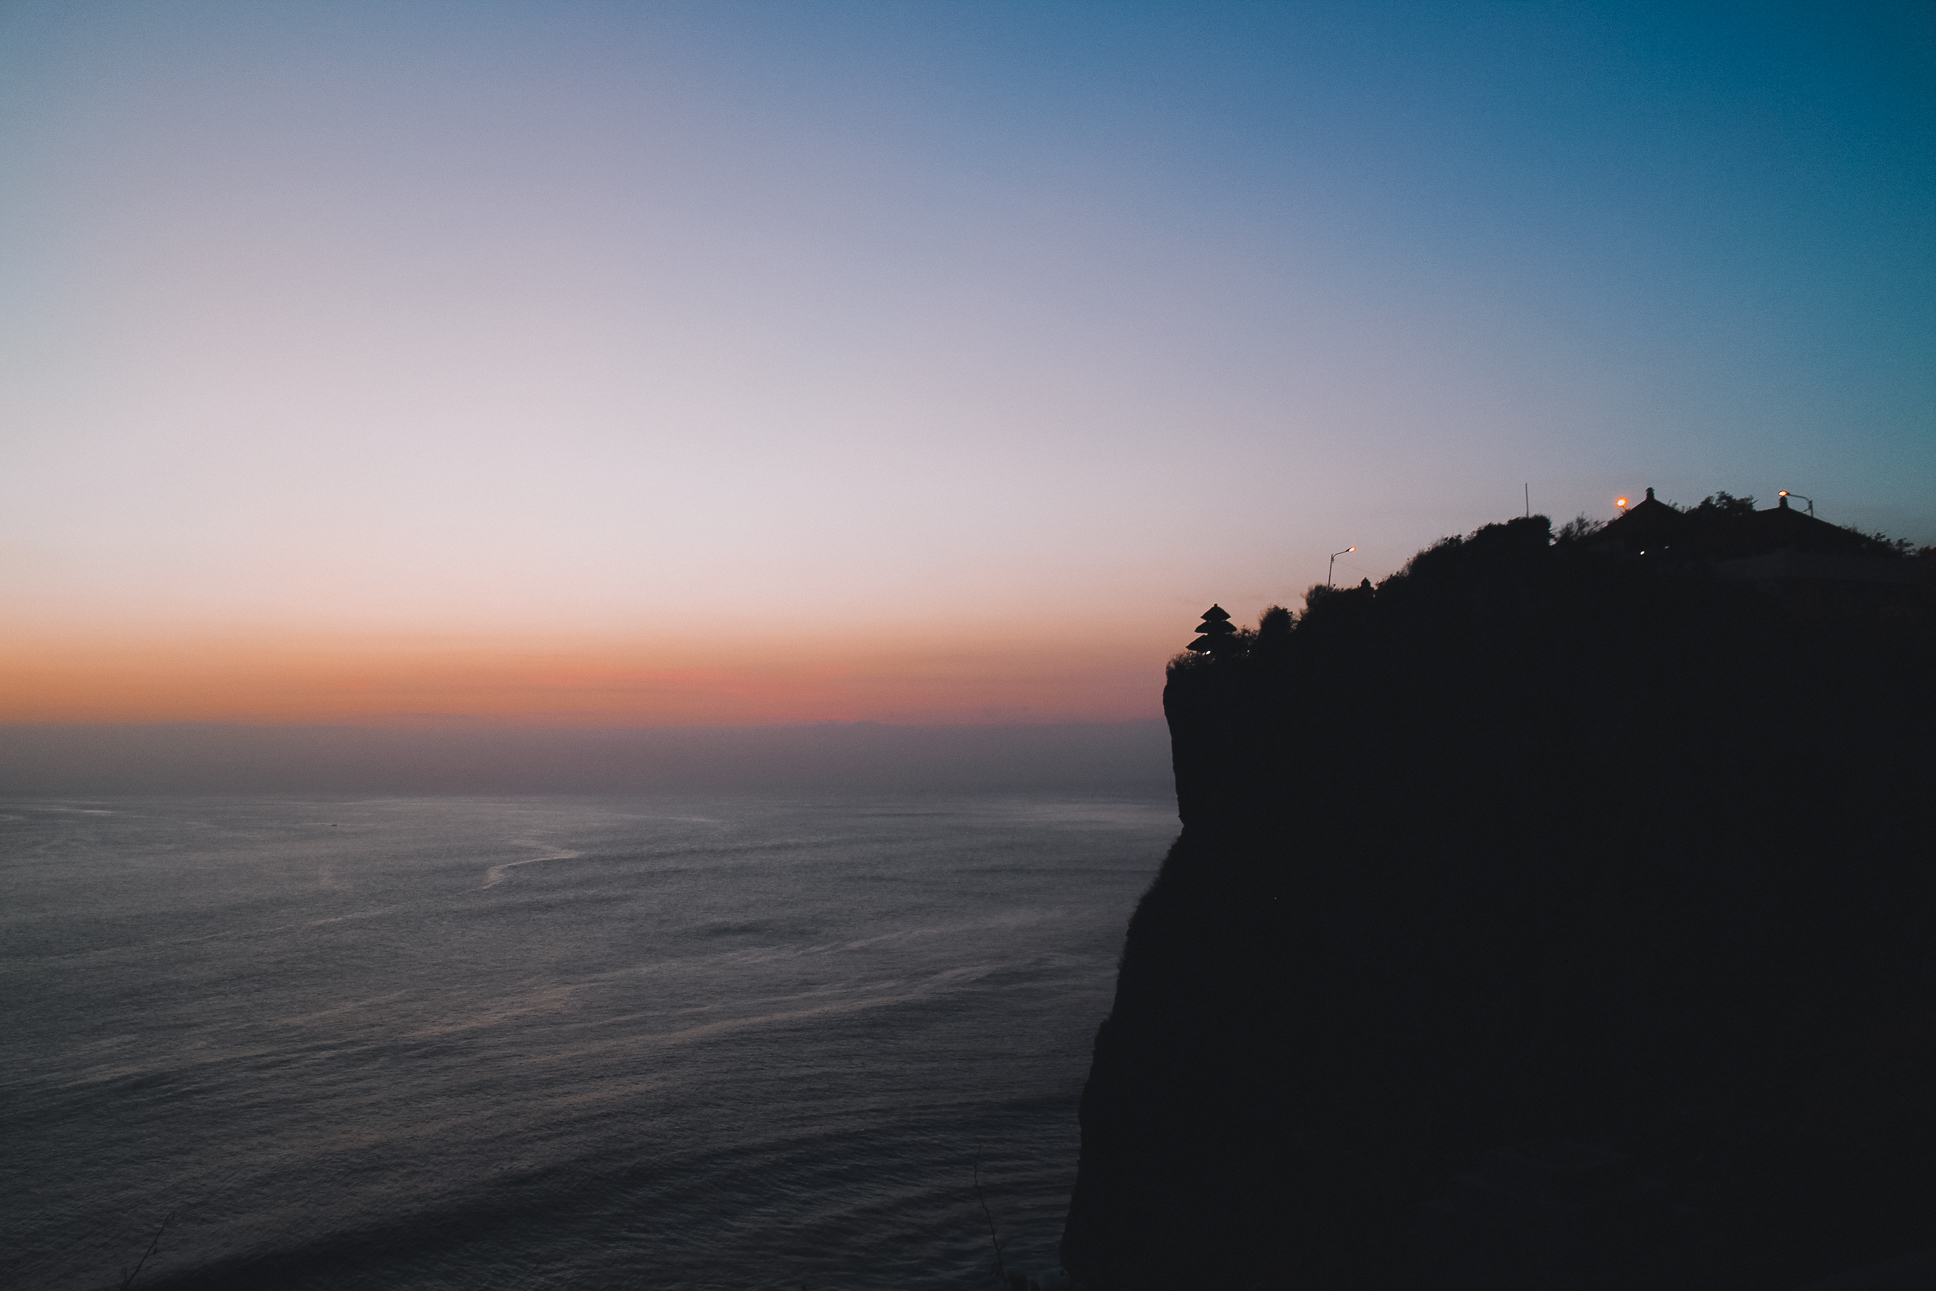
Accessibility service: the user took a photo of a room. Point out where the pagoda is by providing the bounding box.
[1186,605,1243,657]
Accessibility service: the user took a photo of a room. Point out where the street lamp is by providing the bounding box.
[1779,490,1814,517]
[1328,547,1355,588]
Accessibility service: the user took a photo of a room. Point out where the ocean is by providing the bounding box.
[1,793,1177,1290]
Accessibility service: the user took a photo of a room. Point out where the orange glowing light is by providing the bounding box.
[1616,497,1629,508]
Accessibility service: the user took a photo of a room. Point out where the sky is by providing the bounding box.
[4,0,1932,728]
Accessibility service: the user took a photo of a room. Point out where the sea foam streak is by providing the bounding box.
[480,840,585,889]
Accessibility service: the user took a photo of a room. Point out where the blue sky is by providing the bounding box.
[3,1,1931,722]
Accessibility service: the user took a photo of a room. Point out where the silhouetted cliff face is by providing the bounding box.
[1064,517,1935,1290]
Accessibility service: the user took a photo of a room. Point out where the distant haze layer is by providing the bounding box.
[0,720,1173,796]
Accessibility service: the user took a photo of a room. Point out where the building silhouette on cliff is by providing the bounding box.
[1595,487,1920,617]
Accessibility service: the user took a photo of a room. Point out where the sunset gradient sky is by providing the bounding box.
[5,1,1933,726]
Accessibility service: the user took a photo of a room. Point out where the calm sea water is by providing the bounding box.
[1,793,1176,1291]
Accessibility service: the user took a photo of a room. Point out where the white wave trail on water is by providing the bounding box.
[481,841,584,889]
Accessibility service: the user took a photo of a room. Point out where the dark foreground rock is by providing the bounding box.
[1063,514,1935,1289]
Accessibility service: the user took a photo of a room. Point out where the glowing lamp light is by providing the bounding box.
[1616,497,1629,509]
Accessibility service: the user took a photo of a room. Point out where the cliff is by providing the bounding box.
[1063,514,1935,1289]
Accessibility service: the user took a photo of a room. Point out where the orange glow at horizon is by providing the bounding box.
[1,630,1167,727]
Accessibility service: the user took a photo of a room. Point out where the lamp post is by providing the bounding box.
[1328,547,1355,588]
[1779,490,1814,517]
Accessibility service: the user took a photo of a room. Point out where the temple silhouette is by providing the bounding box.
[1598,487,1920,616]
